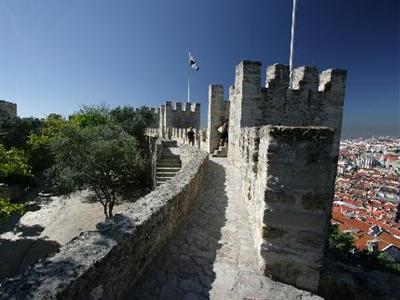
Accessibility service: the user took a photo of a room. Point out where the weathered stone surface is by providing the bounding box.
[207,85,230,153]
[0,147,208,300]
[238,125,338,292]
[131,158,320,299]
[302,192,330,211]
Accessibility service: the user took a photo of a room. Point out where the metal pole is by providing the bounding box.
[289,0,297,89]
[187,69,191,103]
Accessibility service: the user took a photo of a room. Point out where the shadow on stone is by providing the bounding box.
[0,237,60,282]
[131,160,229,299]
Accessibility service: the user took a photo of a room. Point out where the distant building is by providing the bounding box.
[0,100,17,118]
[368,144,385,153]
[356,154,377,169]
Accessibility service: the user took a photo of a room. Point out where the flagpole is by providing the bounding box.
[187,52,191,102]
[187,67,191,103]
[289,0,297,89]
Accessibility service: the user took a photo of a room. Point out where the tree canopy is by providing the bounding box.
[49,123,150,219]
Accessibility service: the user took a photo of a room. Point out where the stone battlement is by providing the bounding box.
[160,101,201,138]
[228,61,346,169]
[220,60,347,291]
[164,101,200,113]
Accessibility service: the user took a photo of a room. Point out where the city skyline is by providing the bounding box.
[0,0,399,137]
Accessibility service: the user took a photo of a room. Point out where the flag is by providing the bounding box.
[189,52,199,71]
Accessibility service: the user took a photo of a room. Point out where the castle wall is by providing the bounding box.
[0,100,17,118]
[207,85,230,153]
[0,146,209,299]
[228,61,346,167]
[164,101,200,129]
[240,126,337,291]
[158,101,201,139]
[226,60,346,291]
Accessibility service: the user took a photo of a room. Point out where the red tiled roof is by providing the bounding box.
[332,211,371,233]
[354,234,371,251]
[366,217,400,237]
[379,232,400,249]
[354,234,393,252]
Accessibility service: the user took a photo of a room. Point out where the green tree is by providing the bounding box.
[28,114,68,172]
[0,197,26,221]
[0,144,32,185]
[329,224,354,253]
[110,106,156,150]
[0,116,42,150]
[70,105,109,129]
[49,124,149,219]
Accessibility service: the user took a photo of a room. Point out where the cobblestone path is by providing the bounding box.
[132,158,320,300]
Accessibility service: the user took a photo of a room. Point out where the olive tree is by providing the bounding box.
[49,124,149,219]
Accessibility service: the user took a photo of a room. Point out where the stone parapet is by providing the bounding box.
[239,125,337,292]
[0,147,208,299]
[228,61,346,166]
[164,127,208,151]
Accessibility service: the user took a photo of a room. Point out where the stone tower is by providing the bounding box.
[208,61,346,291]
[0,100,17,118]
[159,101,201,138]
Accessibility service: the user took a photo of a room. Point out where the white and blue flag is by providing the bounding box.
[189,52,199,71]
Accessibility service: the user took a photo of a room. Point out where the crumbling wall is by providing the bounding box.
[0,147,208,300]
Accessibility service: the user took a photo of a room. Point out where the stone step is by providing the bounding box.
[161,154,180,159]
[157,157,181,161]
[157,163,181,168]
[156,166,181,172]
[157,161,181,166]
[212,147,228,157]
[156,177,172,182]
[156,171,178,177]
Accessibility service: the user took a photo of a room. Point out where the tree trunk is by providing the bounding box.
[103,202,109,219]
[108,204,113,219]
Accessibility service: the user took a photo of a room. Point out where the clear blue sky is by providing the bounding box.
[0,0,398,137]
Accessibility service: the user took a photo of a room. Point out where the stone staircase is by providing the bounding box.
[155,145,182,187]
[212,145,228,157]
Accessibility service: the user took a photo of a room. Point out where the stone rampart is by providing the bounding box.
[159,101,201,138]
[207,85,230,153]
[145,127,159,137]
[166,127,208,151]
[220,60,346,292]
[0,147,208,300]
[228,61,346,167]
[240,126,337,291]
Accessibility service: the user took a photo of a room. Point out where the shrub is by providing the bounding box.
[0,197,26,221]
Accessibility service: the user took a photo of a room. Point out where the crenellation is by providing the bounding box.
[291,66,319,92]
[222,60,346,291]
[174,102,182,111]
[266,64,289,90]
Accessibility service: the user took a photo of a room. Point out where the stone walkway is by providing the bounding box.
[131,158,320,300]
